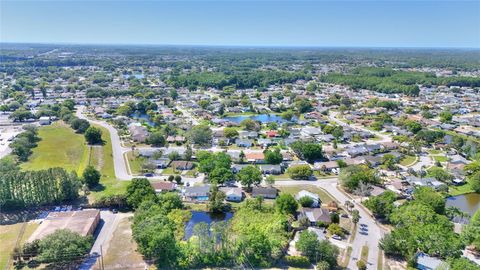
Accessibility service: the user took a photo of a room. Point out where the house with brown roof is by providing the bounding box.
[151,181,177,193]
[299,207,331,226]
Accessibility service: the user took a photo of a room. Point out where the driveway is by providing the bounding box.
[275,179,384,270]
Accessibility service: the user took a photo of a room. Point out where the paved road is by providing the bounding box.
[329,111,392,144]
[275,179,384,270]
[76,106,205,184]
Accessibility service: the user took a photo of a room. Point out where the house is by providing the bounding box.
[151,181,176,193]
[183,185,210,201]
[415,253,447,270]
[259,164,282,175]
[346,146,369,157]
[295,190,321,207]
[257,138,275,147]
[265,130,278,138]
[314,161,339,173]
[138,148,162,158]
[245,152,265,163]
[221,187,243,202]
[298,207,331,225]
[235,138,253,147]
[252,186,278,199]
[231,164,249,173]
[170,161,194,170]
[128,123,149,143]
[39,116,51,125]
[151,158,171,169]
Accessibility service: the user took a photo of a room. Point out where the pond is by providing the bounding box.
[130,111,155,126]
[123,74,145,79]
[222,113,297,124]
[184,211,234,239]
[446,193,480,216]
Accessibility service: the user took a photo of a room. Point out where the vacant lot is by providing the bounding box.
[0,222,39,270]
[21,122,89,174]
[99,216,145,270]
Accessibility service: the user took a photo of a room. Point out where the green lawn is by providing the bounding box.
[277,185,335,204]
[89,125,128,201]
[0,222,39,270]
[400,155,417,167]
[427,149,442,155]
[21,122,89,174]
[433,156,448,162]
[126,151,145,175]
[449,181,475,196]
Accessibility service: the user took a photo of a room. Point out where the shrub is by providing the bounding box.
[285,255,311,268]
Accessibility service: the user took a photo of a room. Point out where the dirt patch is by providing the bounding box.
[99,217,146,270]
[91,145,104,171]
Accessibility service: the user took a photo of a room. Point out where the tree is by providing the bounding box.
[187,125,212,146]
[223,127,239,139]
[281,110,294,121]
[82,165,100,188]
[265,175,275,186]
[427,167,453,184]
[168,151,180,161]
[147,132,166,147]
[37,229,93,264]
[241,119,260,131]
[287,165,313,180]
[69,118,90,133]
[296,230,339,266]
[209,167,233,185]
[364,191,397,218]
[184,145,193,161]
[439,110,453,123]
[339,165,380,192]
[381,154,397,170]
[237,165,262,189]
[299,196,314,207]
[356,260,367,270]
[413,186,445,214]
[84,126,102,145]
[208,185,227,213]
[126,178,156,209]
[327,223,344,237]
[289,141,323,163]
[352,210,360,225]
[264,148,283,164]
[275,194,298,216]
[470,171,480,193]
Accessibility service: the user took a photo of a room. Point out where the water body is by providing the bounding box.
[446,193,480,216]
[222,113,297,124]
[130,111,155,126]
[184,211,234,239]
[123,74,145,79]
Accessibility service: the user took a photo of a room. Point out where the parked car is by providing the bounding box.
[144,173,154,177]
[332,234,342,240]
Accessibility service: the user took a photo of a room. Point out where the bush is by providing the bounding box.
[298,196,314,207]
[284,255,311,268]
[287,165,313,180]
[356,260,367,270]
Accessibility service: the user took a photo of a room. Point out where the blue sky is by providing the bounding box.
[1,1,479,48]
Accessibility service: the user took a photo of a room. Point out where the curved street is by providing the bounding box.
[275,179,384,270]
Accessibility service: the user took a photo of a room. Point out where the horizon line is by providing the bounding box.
[1,41,479,50]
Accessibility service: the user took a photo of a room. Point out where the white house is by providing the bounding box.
[39,116,51,125]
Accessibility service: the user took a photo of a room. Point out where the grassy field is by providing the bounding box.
[90,125,128,201]
[427,149,442,155]
[277,185,335,204]
[100,217,145,270]
[399,155,417,167]
[126,151,144,175]
[0,222,39,270]
[360,245,369,262]
[21,122,89,174]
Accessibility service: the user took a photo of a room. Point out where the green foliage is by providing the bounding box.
[209,167,233,185]
[284,255,311,268]
[427,167,454,184]
[187,125,212,146]
[84,126,103,145]
[10,126,40,161]
[197,151,232,175]
[237,165,262,188]
[275,193,298,216]
[223,127,239,139]
[208,185,228,213]
[82,165,100,188]
[146,132,166,147]
[413,186,446,214]
[287,165,313,180]
[0,168,81,210]
[125,178,156,209]
[462,209,480,251]
[339,165,380,192]
[264,148,283,164]
[381,201,462,259]
[36,229,93,264]
[364,191,397,218]
[440,110,453,123]
[296,230,339,266]
[298,196,314,207]
[69,117,90,133]
[289,141,323,163]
